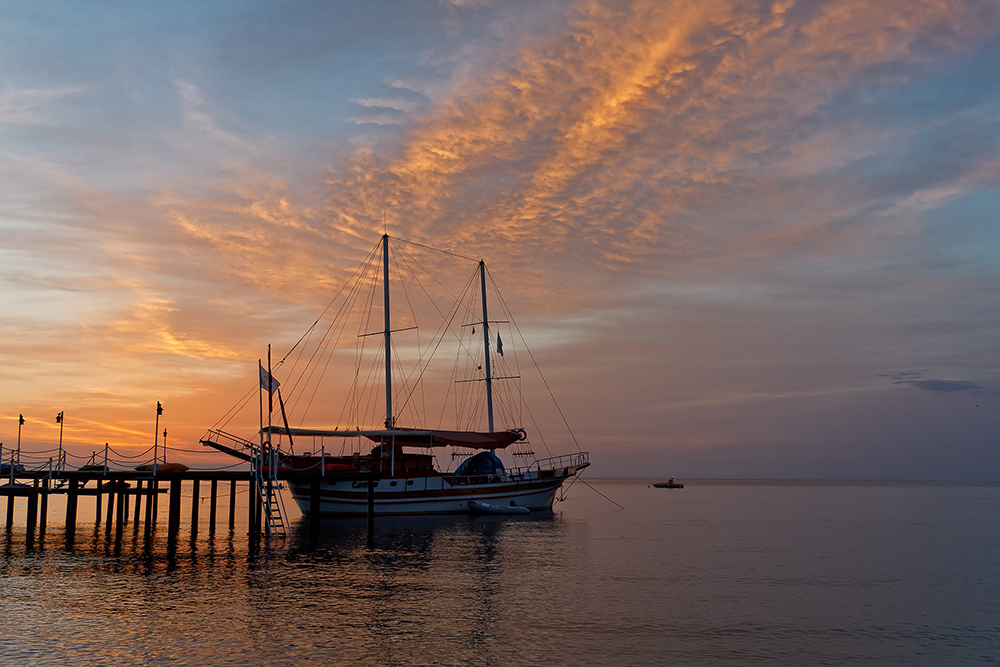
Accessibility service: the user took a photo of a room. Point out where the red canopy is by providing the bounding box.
[367,428,521,449]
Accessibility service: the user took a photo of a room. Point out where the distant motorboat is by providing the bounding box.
[653,481,684,489]
[468,499,530,515]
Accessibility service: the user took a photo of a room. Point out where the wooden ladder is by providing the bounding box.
[253,445,287,537]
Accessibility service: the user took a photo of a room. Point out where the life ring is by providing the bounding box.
[515,428,527,441]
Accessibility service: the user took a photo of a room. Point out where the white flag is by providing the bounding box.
[259,363,280,393]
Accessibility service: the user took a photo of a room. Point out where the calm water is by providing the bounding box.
[1,479,998,666]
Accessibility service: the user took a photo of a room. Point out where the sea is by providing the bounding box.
[1,478,998,666]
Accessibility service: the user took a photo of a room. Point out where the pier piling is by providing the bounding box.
[167,478,182,537]
[229,479,237,530]
[209,479,218,533]
[191,479,200,537]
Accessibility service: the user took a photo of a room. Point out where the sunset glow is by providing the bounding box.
[2,0,998,478]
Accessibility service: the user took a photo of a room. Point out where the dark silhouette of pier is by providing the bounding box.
[1,467,380,550]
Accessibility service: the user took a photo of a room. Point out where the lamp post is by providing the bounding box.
[153,402,162,475]
[56,411,64,471]
[17,414,24,466]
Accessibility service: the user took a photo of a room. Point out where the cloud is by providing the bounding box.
[319,0,1000,292]
[0,85,85,125]
[886,371,985,393]
[908,379,983,392]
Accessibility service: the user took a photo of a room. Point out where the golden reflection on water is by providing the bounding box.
[2,480,999,666]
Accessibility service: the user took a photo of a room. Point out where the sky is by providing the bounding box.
[1,0,999,480]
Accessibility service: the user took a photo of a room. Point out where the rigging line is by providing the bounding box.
[572,476,625,510]
[273,242,379,426]
[287,242,381,423]
[287,243,382,420]
[278,238,384,366]
[209,383,259,432]
[391,235,479,264]
[391,237,468,305]
[392,256,479,420]
[488,263,582,452]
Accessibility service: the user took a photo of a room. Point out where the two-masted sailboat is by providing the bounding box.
[203,235,589,516]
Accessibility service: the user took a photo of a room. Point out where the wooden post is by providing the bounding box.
[247,478,260,554]
[115,484,126,543]
[122,484,130,526]
[247,478,258,537]
[144,480,154,536]
[39,481,49,535]
[66,478,79,533]
[264,478,272,536]
[167,478,182,537]
[151,479,159,523]
[190,479,200,538]
[95,484,103,525]
[4,493,12,532]
[104,484,115,533]
[26,486,38,535]
[228,479,237,530]
[209,479,218,533]
[367,476,375,541]
[309,476,321,539]
[255,480,263,536]
[133,480,143,525]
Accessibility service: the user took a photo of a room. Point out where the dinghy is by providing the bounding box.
[468,499,530,515]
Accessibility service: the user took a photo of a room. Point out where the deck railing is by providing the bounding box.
[507,451,590,477]
[447,451,590,485]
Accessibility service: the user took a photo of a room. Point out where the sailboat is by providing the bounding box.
[203,235,589,516]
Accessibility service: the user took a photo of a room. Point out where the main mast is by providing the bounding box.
[479,260,495,432]
[383,234,393,430]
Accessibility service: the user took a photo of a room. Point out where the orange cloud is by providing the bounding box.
[319,0,996,286]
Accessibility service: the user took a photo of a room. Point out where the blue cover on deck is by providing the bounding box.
[455,451,505,476]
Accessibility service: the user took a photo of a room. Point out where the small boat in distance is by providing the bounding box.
[653,478,684,489]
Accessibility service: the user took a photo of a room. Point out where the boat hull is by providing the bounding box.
[286,471,573,516]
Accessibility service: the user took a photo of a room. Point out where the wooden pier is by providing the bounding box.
[0,468,380,548]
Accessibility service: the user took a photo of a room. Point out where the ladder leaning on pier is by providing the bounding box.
[249,441,287,537]
[252,443,287,537]
[201,430,287,537]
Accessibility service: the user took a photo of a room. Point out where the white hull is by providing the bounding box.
[286,472,572,516]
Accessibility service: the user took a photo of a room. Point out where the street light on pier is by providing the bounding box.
[17,413,24,465]
[153,402,163,475]
[56,411,64,470]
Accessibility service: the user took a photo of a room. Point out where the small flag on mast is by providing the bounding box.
[56,412,63,423]
[19,414,24,425]
[259,363,280,393]
[497,334,504,357]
